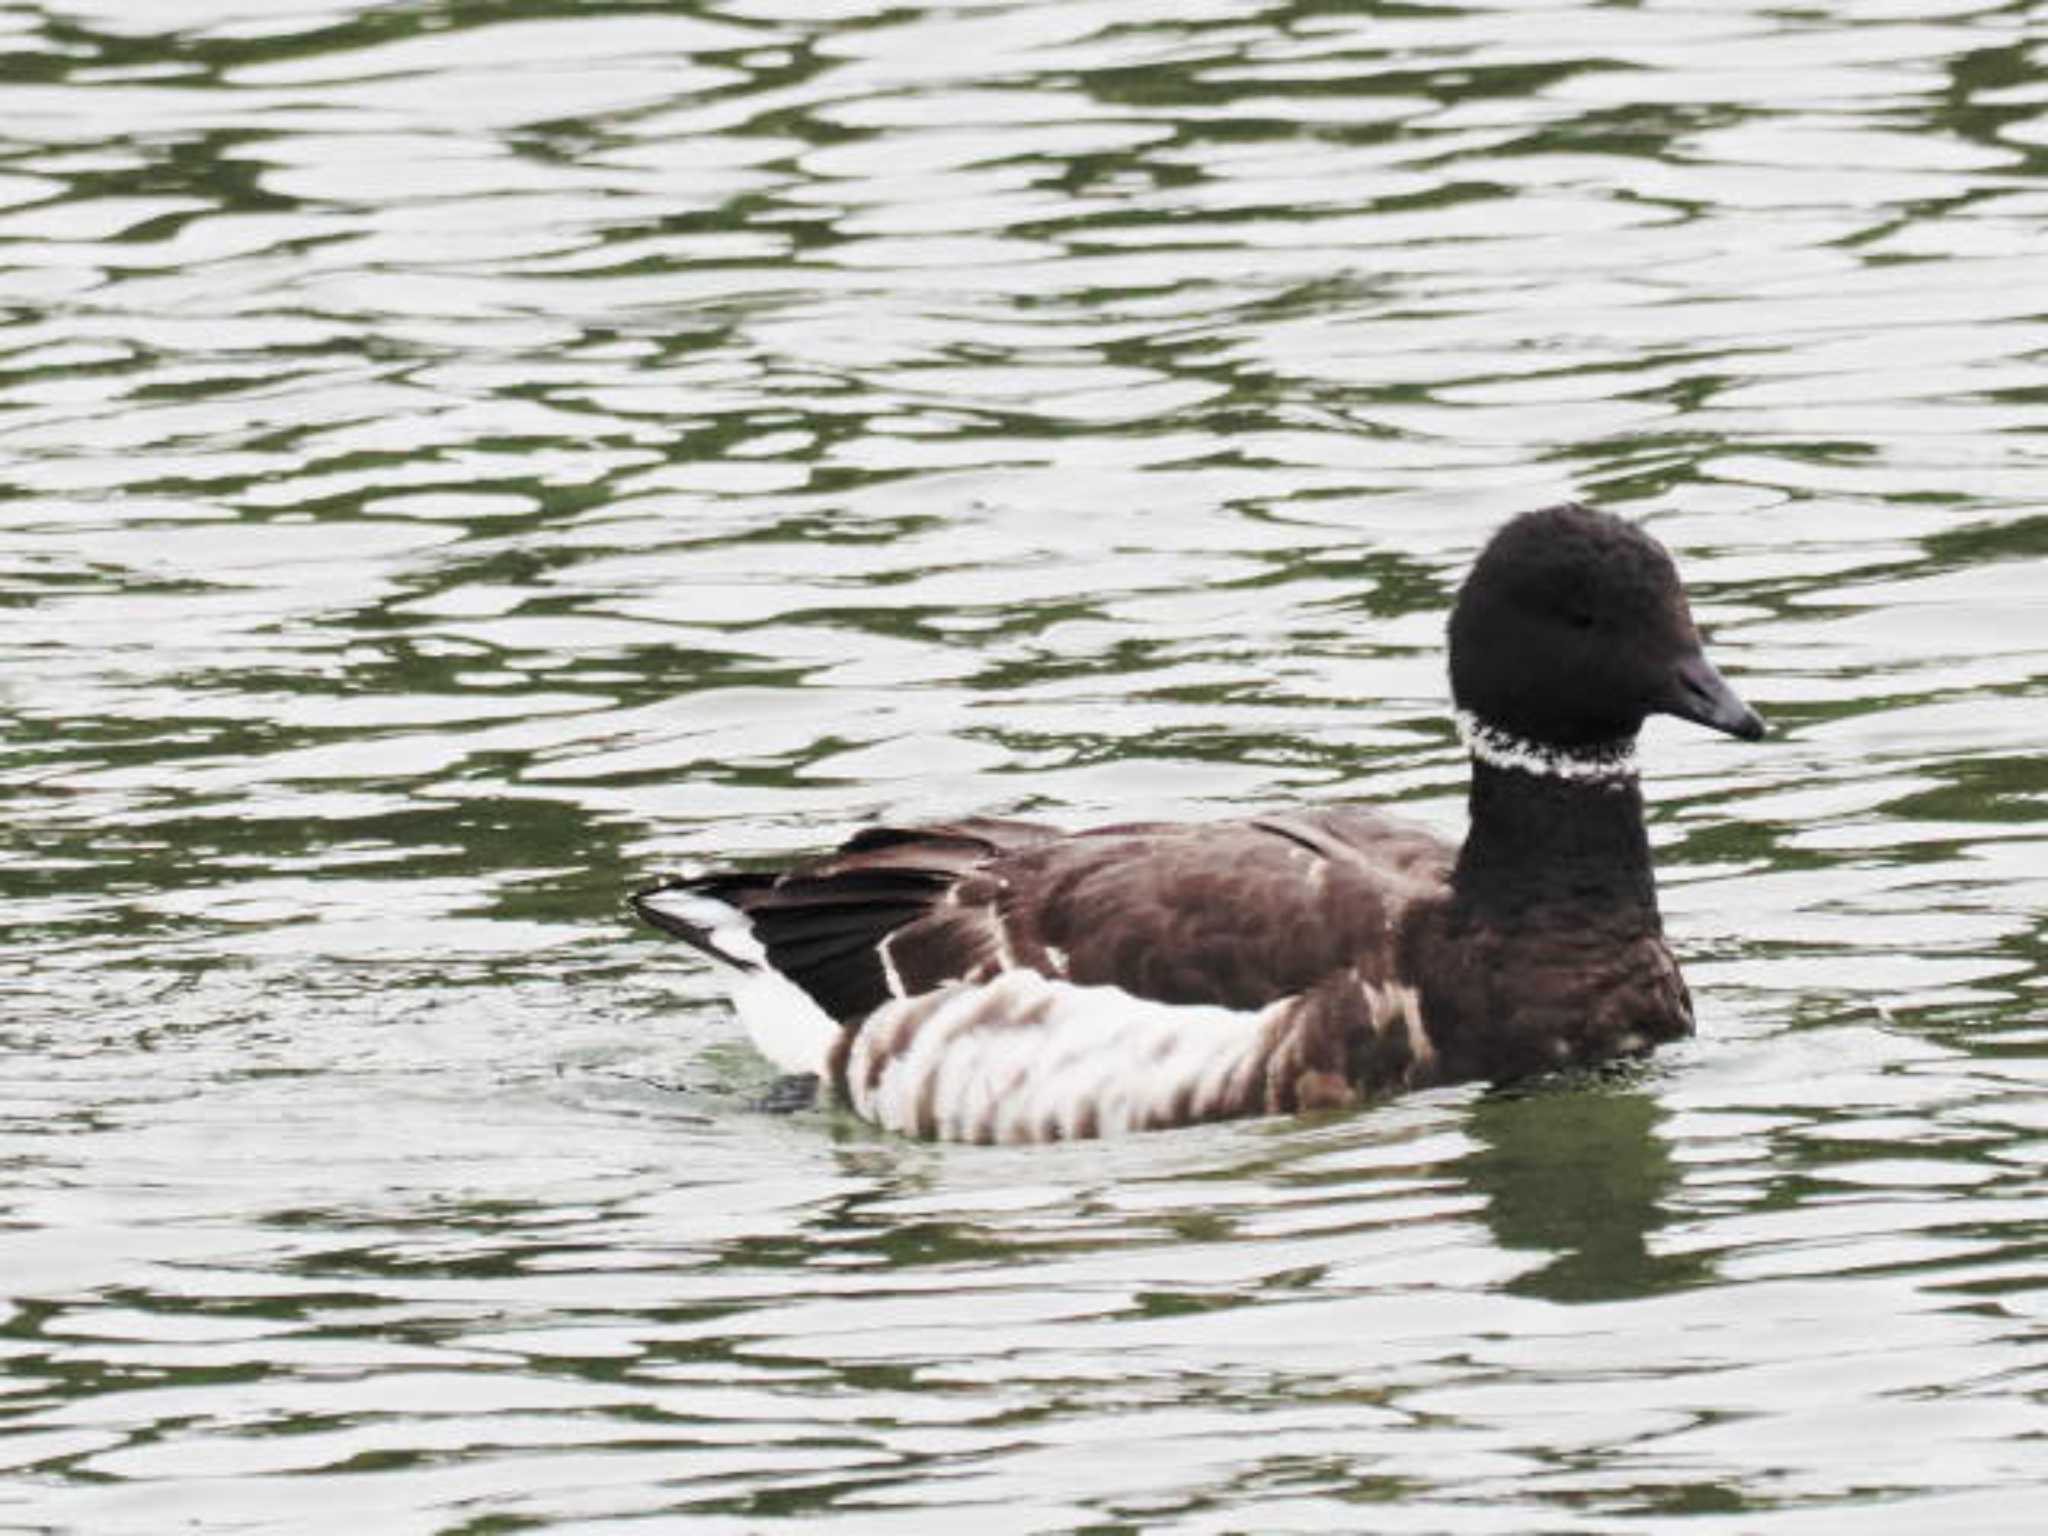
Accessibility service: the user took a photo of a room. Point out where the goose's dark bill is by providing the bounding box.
[1657,650,1765,741]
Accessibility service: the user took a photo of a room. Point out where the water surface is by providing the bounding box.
[3,1,2045,1531]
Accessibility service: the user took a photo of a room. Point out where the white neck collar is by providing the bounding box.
[1454,709,1638,787]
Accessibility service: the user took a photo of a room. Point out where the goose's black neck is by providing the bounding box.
[1452,757,1661,926]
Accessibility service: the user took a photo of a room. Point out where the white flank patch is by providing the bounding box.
[876,931,908,1000]
[639,888,840,1076]
[846,971,1281,1143]
[1454,708,1637,787]
[1363,979,1433,1078]
[987,907,1017,969]
[730,967,844,1077]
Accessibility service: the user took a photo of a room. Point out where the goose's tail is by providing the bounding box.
[631,876,843,1077]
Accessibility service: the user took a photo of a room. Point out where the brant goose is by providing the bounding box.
[634,503,1763,1143]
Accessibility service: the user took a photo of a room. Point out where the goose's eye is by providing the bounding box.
[1564,608,1596,631]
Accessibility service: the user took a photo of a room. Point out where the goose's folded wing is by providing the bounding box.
[879,806,1454,1013]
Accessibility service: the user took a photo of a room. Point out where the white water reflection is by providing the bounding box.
[2,0,2045,1530]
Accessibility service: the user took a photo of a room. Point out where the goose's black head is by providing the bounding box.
[1449,502,1763,752]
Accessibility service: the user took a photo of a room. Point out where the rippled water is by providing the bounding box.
[3,0,2045,1529]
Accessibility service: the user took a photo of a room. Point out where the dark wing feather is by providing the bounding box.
[642,817,1061,1024]
[972,805,1452,1011]
[636,806,1453,1023]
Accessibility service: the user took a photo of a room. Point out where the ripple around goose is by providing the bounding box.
[635,502,1765,1143]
